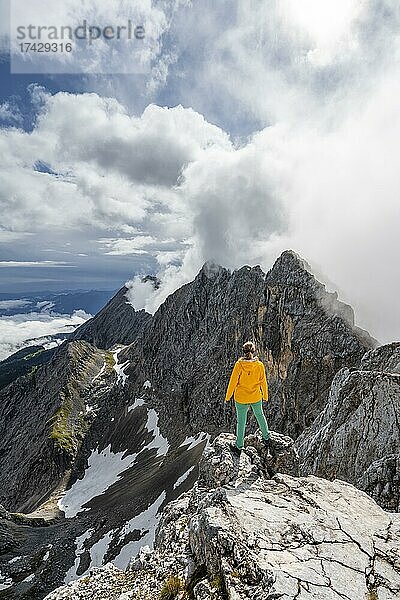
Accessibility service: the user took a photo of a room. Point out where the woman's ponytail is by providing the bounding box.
[242,340,256,359]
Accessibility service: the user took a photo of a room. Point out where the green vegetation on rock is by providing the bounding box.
[23,348,45,361]
[48,387,91,454]
[104,351,116,373]
[49,395,75,453]
[210,574,224,590]
[159,575,183,600]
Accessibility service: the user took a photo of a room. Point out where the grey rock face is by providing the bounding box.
[197,430,299,490]
[121,250,375,439]
[0,251,387,599]
[359,455,400,512]
[44,433,400,600]
[72,286,151,349]
[0,345,56,391]
[0,340,107,512]
[361,341,400,373]
[296,342,400,511]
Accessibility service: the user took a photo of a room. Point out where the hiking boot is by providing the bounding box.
[230,443,243,457]
[263,438,276,458]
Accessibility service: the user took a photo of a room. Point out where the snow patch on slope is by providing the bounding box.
[113,491,166,569]
[59,447,139,518]
[145,408,170,457]
[173,466,195,489]
[179,432,210,451]
[128,397,145,412]
[64,529,94,583]
[59,403,169,517]
[112,347,130,386]
[65,529,116,584]
[0,572,13,590]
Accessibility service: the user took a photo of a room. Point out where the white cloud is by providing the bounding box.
[0,299,32,310]
[35,96,230,185]
[100,236,188,258]
[0,93,230,236]
[0,261,75,267]
[0,310,91,361]
[0,101,23,125]
[162,0,400,133]
[9,0,171,75]
[2,1,400,343]
[284,0,361,55]
[0,230,33,243]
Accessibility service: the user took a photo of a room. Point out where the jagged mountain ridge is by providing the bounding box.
[0,340,106,512]
[0,249,396,600]
[118,250,376,439]
[0,345,56,392]
[71,286,151,349]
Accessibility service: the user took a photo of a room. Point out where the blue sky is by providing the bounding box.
[1,0,400,343]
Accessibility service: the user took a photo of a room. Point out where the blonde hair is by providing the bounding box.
[242,340,256,359]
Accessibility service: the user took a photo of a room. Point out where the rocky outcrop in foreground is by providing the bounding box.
[45,433,400,600]
[297,342,400,511]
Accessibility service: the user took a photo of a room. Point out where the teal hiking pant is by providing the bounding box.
[235,400,270,449]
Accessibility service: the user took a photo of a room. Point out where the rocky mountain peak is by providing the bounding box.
[196,260,230,281]
[266,248,312,283]
[141,274,161,289]
[72,285,151,349]
[116,250,376,441]
[44,432,400,600]
[274,247,310,267]
[0,339,107,512]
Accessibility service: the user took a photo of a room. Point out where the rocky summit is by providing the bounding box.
[0,250,398,599]
[119,250,376,441]
[44,433,400,600]
[297,342,400,511]
[71,286,151,349]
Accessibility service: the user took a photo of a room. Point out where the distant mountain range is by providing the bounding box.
[0,290,116,317]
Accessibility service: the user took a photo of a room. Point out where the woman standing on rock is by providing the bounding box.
[225,341,271,455]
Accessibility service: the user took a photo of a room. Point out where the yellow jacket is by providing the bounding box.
[225,357,268,404]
